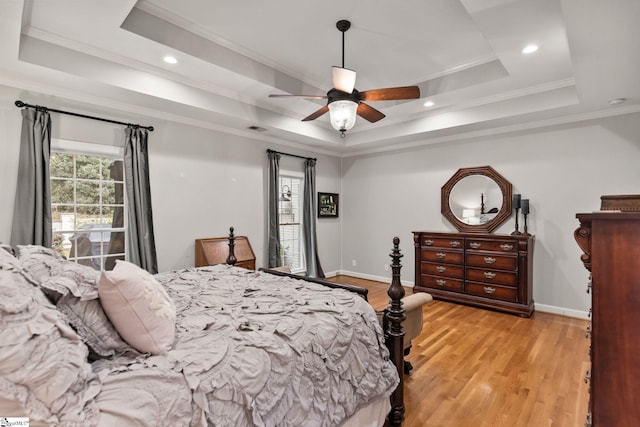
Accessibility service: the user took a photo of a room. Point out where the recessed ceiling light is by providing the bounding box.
[522,44,538,54]
[424,100,435,107]
[609,98,627,106]
[163,55,178,64]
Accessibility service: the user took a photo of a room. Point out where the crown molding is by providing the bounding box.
[341,104,640,158]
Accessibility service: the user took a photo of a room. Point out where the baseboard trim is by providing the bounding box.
[534,303,590,320]
[322,270,339,279]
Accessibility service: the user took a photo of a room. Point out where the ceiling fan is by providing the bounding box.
[269,20,421,137]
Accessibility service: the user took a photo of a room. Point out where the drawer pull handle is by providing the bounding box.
[484,286,496,294]
[436,279,446,286]
[584,369,591,384]
[585,324,592,339]
[484,257,496,264]
[500,244,514,251]
[450,241,461,248]
[425,239,434,246]
[436,252,446,259]
[436,266,446,273]
[469,242,481,249]
[484,272,496,279]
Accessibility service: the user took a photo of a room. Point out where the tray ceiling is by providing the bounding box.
[1,0,638,155]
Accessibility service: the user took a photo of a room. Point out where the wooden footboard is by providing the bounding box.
[225,227,406,426]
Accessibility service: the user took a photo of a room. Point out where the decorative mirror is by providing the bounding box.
[441,166,512,233]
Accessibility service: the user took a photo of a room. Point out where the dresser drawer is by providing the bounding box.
[420,275,463,292]
[421,262,464,279]
[421,249,463,264]
[421,236,464,249]
[466,281,517,302]
[466,239,518,253]
[466,267,517,287]
[466,253,517,270]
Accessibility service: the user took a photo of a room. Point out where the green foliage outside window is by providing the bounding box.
[50,152,122,221]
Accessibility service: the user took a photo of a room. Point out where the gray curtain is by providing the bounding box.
[303,158,325,278]
[124,126,158,273]
[11,108,52,248]
[267,151,282,268]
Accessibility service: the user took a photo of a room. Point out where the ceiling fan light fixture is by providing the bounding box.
[328,100,358,136]
[267,19,419,137]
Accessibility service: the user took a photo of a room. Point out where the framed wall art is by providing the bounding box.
[318,192,339,218]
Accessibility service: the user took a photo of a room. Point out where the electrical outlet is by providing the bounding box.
[351,259,357,267]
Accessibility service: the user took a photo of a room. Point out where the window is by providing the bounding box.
[278,174,304,272]
[50,140,126,271]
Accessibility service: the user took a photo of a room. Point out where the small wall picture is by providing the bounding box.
[318,192,339,218]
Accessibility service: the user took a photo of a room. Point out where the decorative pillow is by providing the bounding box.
[99,260,176,354]
[0,268,101,425]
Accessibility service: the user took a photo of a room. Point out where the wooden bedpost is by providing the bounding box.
[226,226,237,265]
[387,236,406,427]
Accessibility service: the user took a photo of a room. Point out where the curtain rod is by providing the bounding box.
[15,100,154,132]
[266,149,316,161]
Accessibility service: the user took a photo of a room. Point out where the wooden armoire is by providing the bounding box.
[575,210,640,426]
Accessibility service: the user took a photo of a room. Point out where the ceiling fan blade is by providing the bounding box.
[357,103,385,123]
[302,105,330,121]
[269,94,327,99]
[359,86,421,102]
[332,66,356,93]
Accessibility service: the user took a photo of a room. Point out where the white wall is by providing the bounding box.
[0,91,343,274]
[340,113,640,316]
[3,84,640,316]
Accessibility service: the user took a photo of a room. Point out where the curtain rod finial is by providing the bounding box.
[15,100,25,108]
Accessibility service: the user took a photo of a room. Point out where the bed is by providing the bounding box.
[0,232,408,427]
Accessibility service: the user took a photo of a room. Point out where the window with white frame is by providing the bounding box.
[278,174,304,272]
[50,140,126,271]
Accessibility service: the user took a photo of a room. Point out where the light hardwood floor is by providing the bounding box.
[329,275,591,427]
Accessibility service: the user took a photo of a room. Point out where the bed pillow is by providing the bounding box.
[16,245,136,358]
[99,260,176,354]
[0,243,19,269]
[57,294,138,358]
[0,268,101,425]
[17,244,100,301]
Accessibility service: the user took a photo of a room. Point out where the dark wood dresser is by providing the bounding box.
[575,212,640,426]
[413,231,534,317]
[195,236,256,270]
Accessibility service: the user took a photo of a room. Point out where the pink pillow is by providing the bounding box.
[98,260,175,354]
